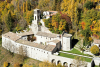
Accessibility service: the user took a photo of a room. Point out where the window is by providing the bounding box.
[40,42,42,44]
[35,16,36,20]
[38,16,39,20]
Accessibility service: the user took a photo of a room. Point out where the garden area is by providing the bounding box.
[58,52,92,62]
[62,48,93,57]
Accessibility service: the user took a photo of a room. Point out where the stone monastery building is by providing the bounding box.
[2,9,91,67]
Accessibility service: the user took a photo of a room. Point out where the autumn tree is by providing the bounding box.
[23,64,33,67]
[26,1,28,12]
[38,0,50,11]
[17,2,20,11]
[61,0,79,30]
[44,12,71,34]
[90,45,99,54]
[80,9,100,46]
[39,60,64,67]
[0,0,36,33]
[3,62,8,67]
[23,2,25,13]
[39,61,51,67]
[59,19,66,31]
[24,10,33,25]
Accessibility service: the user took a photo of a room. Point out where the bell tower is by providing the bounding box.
[33,9,41,25]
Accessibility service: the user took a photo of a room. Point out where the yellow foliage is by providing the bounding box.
[90,45,99,54]
[91,20,100,34]
[61,0,77,22]
[23,64,30,67]
[3,62,8,67]
[23,2,25,13]
[89,37,93,42]
[25,10,33,25]
[39,61,51,67]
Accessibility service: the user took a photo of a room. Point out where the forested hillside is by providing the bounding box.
[1,0,100,67]
[0,0,38,34]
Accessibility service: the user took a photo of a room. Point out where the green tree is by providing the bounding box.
[44,18,52,28]
[84,1,94,10]
[90,45,99,54]
[5,11,13,31]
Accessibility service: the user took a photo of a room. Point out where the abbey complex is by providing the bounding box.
[2,9,97,67]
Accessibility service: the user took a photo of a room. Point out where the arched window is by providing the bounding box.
[35,16,36,20]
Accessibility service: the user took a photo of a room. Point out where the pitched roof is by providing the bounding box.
[63,33,72,37]
[36,31,57,38]
[2,32,21,41]
[16,39,56,52]
[47,39,61,44]
[44,45,56,51]
[17,31,34,36]
[44,11,58,16]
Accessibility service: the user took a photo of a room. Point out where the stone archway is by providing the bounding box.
[57,60,61,64]
[51,59,56,64]
[63,62,68,67]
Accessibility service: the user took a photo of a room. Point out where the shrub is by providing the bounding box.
[14,63,20,67]
[39,22,42,26]
[23,64,29,67]
[3,62,8,67]
[90,45,99,54]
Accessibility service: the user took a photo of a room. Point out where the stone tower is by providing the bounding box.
[33,9,41,25]
[30,9,41,34]
[61,32,72,51]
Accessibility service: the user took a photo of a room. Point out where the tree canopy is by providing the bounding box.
[90,45,99,54]
[84,1,94,10]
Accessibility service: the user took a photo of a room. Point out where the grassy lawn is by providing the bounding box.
[58,52,92,62]
[95,65,99,67]
[63,48,92,57]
